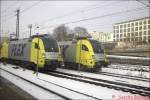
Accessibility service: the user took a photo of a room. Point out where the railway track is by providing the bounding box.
[107,64,150,72]
[99,71,150,82]
[0,67,100,100]
[44,70,150,97]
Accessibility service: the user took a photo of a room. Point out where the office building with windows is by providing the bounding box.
[113,17,150,43]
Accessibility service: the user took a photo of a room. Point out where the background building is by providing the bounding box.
[89,31,113,43]
[113,17,150,44]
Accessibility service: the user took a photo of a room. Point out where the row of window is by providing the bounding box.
[114,32,150,38]
[114,30,150,35]
[114,36,150,42]
[114,25,150,33]
[114,19,150,29]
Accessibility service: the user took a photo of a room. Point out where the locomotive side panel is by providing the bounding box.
[9,39,31,62]
[0,42,9,59]
[64,44,76,63]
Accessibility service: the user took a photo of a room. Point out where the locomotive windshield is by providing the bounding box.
[41,37,59,52]
[89,40,104,53]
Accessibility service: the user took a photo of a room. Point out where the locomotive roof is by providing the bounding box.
[30,34,53,39]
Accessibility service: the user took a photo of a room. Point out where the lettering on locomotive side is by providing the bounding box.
[11,43,26,56]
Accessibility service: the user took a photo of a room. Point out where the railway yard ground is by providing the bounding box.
[0,76,36,100]
[0,61,150,100]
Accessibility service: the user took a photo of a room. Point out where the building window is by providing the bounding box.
[131,23,134,27]
[135,22,138,26]
[148,25,150,29]
[124,29,126,32]
[120,29,122,33]
[113,30,115,33]
[139,32,142,36]
[135,27,138,31]
[120,39,122,41]
[117,30,119,33]
[131,33,134,36]
[120,34,122,38]
[116,26,119,29]
[148,19,150,24]
[135,32,138,36]
[135,37,138,41]
[128,33,130,37]
[144,31,147,35]
[124,24,126,28]
[139,21,142,25]
[128,24,130,27]
[148,30,150,35]
[131,28,134,32]
[120,25,123,28]
[144,21,147,25]
[113,26,116,30]
[139,37,142,41]
[143,36,146,41]
[144,26,146,30]
[117,34,119,38]
[124,34,126,37]
[139,26,142,30]
[128,28,130,32]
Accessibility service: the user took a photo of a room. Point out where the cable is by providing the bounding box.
[40,6,147,30]
[39,1,120,25]
[21,1,41,13]
[136,0,150,7]
[1,1,18,13]
[1,1,41,22]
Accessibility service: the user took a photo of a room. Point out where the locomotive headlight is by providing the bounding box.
[42,53,45,58]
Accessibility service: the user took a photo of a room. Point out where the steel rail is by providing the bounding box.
[45,71,150,97]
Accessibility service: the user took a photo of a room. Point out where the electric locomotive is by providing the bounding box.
[58,35,108,72]
[0,34,61,70]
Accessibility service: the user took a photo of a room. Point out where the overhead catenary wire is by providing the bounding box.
[1,1,19,14]
[16,1,118,32]
[2,1,149,36]
[136,0,150,7]
[40,6,147,30]
[39,1,120,25]
[1,1,41,22]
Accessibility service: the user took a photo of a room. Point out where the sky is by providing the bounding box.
[1,0,150,38]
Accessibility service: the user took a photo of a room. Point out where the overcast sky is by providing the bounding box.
[1,0,149,38]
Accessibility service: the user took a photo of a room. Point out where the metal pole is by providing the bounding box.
[78,32,81,72]
[28,24,32,37]
[16,9,20,39]
[36,32,39,77]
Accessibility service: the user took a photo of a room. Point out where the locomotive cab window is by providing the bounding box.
[35,43,40,49]
[82,44,89,51]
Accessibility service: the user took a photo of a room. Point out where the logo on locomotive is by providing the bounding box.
[11,43,26,56]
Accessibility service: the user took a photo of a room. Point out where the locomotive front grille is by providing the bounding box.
[45,59,59,66]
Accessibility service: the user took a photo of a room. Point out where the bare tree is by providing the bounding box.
[53,25,69,41]
[73,27,88,35]
[73,26,91,38]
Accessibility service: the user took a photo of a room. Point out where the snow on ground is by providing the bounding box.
[107,55,150,60]
[0,63,94,99]
[1,63,147,100]
[109,64,150,72]
[57,68,149,88]
[1,70,63,100]
[102,67,150,79]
